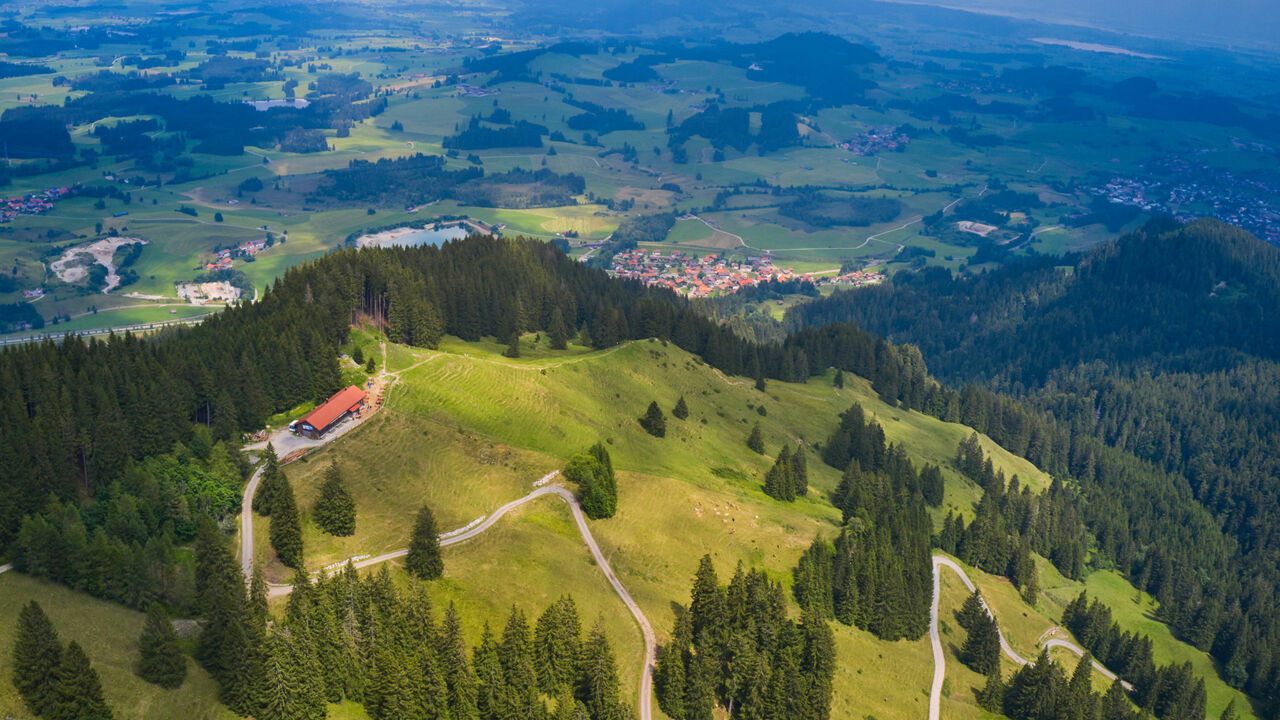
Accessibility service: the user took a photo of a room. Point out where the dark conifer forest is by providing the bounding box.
[1,226,1278,715]
[788,217,1280,714]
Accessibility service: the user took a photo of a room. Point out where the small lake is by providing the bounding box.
[356,225,471,249]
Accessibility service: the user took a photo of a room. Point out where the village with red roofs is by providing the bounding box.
[0,187,69,224]
[607,248,885,298]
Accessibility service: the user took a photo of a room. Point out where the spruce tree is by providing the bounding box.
[689,555,725,642]
[1069,652,1098,720]
[566,453,616,519]
[763,445,796,501]
[406,505,444,580]
[956,589,987,631]
[473,624,504,720]
[253,443,283,515]
[437,604,479,720]
[976,663,1004,712]
[1100,679,1134,720]
[959,609,1001,674]
[577,621,626,720]
[639,401,666,437]
[257,632,303,720]
[672,396,689,420]
[47,641,114,720]
[790,443,809,496]
[313,460,357,536]
[504,331,521,358]
[269,472,304,569]
[535,595,582,694]
[497,607,539,719]
[833,369,844,389]
[12,600,62,716]
[746,423,765,454]
[548,308,569,350]
[654,611,690,720]
[137,603,186,689]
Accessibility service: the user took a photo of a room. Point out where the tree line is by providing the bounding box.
[1062,592,1208,720]
[0,234,932,570]
[792,403,934,641]
[192,514,633,720]
[785,218,1280,714]
[654,555,836,720]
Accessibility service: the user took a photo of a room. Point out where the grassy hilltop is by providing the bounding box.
[0,330,1255,720]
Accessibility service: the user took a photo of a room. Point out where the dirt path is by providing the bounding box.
[240,466,656,720]
[929,554,1130,720]
[239,464,266,581]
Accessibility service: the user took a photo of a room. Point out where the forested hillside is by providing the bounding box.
[788,217,1280,715]
[0,236,931,611]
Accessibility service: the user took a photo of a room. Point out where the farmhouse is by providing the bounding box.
[294,385,367,439]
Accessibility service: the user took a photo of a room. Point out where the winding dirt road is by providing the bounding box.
[240,473,656,720]
[929,555,1130,720]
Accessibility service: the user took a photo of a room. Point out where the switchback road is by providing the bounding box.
[929,554,1130,720]
[241,473,656,720]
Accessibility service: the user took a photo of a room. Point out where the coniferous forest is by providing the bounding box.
[788,218,1280,715]
[0,229,1277,716]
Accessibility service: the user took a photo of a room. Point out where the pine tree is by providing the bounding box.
[474,624,504,720]
[1069,652,1098,720]
[976,663,1004,712]
[137,603,186,689]
[504,331,521,358]
[1100,678,1133,720]
[47,641,114,720]
[566,452,616,520]
[438,604,479,720]
[498,607,539,720]
[257,632,302,720]
[790,443,809,496]
[253,443,283,515]
[746,423,765,454]
[535,596,582,694]
[833,369,844,389]
[763,445,796,501]
[689,555,725,644]
[956,589,987,631]
[654,614,689,719]
[406,504,443,580]
[639,401,666,438]
[269,472,304,569]
[313,460,356,536]
[12,600,62,716]
[672,396,689,420]
[959,608,1001,674]
[1220,700,1239,720]
[548,307,569,350]
[577,621,626,720]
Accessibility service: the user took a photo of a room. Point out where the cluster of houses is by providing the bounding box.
[838,129,910,156]
[0,187,68,223]
[455,83,499,98]
[203,238,268,271]
[609,249,884,298]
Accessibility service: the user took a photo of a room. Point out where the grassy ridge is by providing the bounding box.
[0,333,1252,720]
[271,334,1061,720]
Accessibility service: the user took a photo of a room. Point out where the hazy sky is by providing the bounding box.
[884,0,1280,50]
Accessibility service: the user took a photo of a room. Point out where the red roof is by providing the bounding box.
[299,386,366,432]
